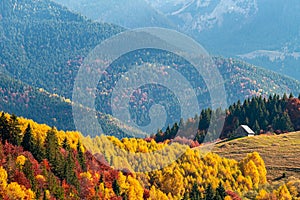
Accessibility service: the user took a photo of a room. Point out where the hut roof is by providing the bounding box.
[240,125,255,135]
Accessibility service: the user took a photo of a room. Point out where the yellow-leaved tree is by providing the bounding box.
[148,186,169,200]
[118,172,144,200]
[0,166,8,197]
[276,184,292,200]
[6,182,35,200]
[159,164,185,198]
[240,152,267,189]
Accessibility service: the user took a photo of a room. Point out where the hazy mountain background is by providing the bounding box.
[52,0,300,81]
[50,0,175,28]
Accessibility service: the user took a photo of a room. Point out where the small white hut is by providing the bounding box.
[235,125,255,138]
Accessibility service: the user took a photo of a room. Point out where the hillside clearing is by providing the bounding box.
[212,132,300,181]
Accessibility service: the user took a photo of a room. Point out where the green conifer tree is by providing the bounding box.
[190,182,201,200]
[8,114,22,146]
[33,135,45,162]
[23,159,37,192]
[182,192,189,200]
[215,183,226,200]
[77,141,86,171]
[205,184,214,200]
[21,124,35,152]
[253,120,260,134]
[45,127,59,164]
[112,179,121,196]
[0,113,9,144]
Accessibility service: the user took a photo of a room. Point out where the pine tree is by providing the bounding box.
[272,115,281,131]
[261,119,269,131]
[277,104,282,113]
[244,98,250,110]
[77,141,86,171]
[62,137,70,151]
[45,128,59,165]
[199,109,211,131]
[273,113,294,132]
[179,118,185,128]
[23,159,37,192]
[165,126,171,139]
[205,184,214,200]
[182,192,189,200]
[99,174,104,183]
[215,183,226,200]
[21,124,34,152]
[170,122,179,138]
[63,149,79,190]
[281,112,294,132]
[282,93,288,101]
[8,114,22,146]
[33,135,45,162]
[0,113,9,144]
[43,190,47,200]
[253,120,260,134]
[99,174,106,190]
[190,182,201,200]
[155,129,163,142]
[195,131,205,144]
[122,193,128,200]
[44,127,63,177]
[244,117,250,125]
[46,170,64,199]
[112,179,121,196]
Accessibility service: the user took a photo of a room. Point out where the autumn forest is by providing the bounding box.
[1,0,300,199]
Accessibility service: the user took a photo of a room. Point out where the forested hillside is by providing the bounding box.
[1,60,300,142]
[0,112,299,199]
[153,94,300,144]
[0,73,74,130]
[0,73,142,138]
[0,0,123,98]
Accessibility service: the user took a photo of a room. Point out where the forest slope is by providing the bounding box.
[0,73,144,138]
[0,112,299,199]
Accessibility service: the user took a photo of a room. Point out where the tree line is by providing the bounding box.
[153,93,300,144]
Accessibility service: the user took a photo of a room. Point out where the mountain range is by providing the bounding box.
[52,0,300,81]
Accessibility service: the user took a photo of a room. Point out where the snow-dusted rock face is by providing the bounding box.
[52,0,174,29]
[146,0,300,81]
[146,0,258,32]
